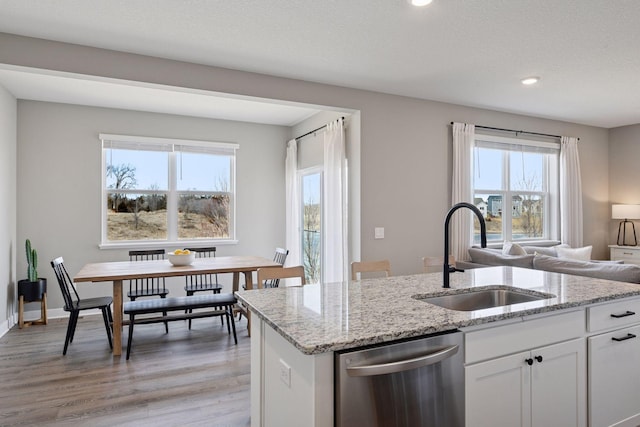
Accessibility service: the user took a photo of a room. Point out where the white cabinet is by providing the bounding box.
[609,245,640,265]
[588,300,640,427]
[466,338,586,427]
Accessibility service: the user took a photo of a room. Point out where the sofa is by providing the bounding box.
[457,244,640,284]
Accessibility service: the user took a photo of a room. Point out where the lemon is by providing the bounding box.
[174,249,183,255]
[183,249,191,254]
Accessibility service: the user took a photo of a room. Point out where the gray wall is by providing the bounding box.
[0,84,16,327]
[16,101,289,310]
[0,33,617,320]
[609,124,640,242]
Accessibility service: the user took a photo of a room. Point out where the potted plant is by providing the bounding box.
[18,239,47,317]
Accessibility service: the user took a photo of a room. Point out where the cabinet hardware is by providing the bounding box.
[525,358,534,366]
[610,310,636,318]
[622,252,634,256]
[535,355,543,363]
[611,333,637,342]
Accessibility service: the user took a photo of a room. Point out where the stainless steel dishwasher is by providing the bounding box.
[335,330,464,427]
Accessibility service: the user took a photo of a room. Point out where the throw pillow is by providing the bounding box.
[468,248,535,269]
[502,241,527,256]
[555,245,593,261]
[522,245,558,257]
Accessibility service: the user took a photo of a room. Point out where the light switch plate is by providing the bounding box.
[374,227,385,239]
[279,359,291,388]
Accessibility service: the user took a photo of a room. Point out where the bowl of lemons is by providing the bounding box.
[168,249,195,266]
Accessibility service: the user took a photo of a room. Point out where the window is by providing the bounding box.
[100,134,237,247]
[473,134,559,244]
[300,168,322,284]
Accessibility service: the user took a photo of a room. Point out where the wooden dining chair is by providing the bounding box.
[128,249,169,332]
[50,257,114,355]
[237,247,290,326]
[423,255,456,273]
[351,260,391,280]
[256,266,306,289]
[183,247,223,329]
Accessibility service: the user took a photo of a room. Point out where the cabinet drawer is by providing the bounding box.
[588,325,640,427]
[587,298,640,333]
[611,248,640,264]
[465,310,585,364]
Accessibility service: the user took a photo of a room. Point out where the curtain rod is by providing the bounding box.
[450,122,579,141]
[295,117,344,141]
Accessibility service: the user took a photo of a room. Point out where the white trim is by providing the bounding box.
[99,133,239,151]
[99,239,239,250]
[475,133,560,151]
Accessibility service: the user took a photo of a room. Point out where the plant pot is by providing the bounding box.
[18,278,47,302]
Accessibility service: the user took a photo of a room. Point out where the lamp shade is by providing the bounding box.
[612,204,640,219]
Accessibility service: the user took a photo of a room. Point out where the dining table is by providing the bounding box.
[74,255,281,356]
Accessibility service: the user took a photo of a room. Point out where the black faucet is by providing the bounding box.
[443,202,487,288]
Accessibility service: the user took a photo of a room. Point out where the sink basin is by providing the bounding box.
[417,288,554,311]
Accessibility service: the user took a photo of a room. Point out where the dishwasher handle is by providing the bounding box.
[346,344,459,377]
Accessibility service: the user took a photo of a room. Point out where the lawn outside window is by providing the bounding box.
[100,134,238,249]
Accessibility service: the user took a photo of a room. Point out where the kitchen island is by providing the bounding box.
[236,266,640,427]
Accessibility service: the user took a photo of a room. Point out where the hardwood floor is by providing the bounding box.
[0,314,251,426]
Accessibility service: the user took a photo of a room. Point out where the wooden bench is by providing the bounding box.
[123,293,238,360]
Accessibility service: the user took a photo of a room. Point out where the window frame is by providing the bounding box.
[99,134,238,249]
[473,134,560,245]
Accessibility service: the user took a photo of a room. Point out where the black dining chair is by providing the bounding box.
[263,247,289,288]
[183,247,223,329]
[128,249,169,333]
[50,257,113,355]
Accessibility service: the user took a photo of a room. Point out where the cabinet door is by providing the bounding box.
[466,351,531,427]
[530,338,586,427]
[589,325,640,427]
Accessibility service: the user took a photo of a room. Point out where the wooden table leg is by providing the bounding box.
[113,279,123,356]
[243,271,253,336]
[42,293,48,325]
[18,295,24,329]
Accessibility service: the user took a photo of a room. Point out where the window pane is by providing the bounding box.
[106,149,168,190]
[474,193,502,243]
[512,194,544,240]
[106,193,167,240]
[178,194,230,239]
[177,152,231,192]
[510,152,543,191]
[302,173,321,284]
[474,147,502,190]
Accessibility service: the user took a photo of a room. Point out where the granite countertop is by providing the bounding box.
[235,266,640,355]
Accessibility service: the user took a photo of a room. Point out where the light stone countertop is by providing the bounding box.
[235,266,640,355]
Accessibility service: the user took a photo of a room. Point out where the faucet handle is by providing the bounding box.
[448,266,465,273]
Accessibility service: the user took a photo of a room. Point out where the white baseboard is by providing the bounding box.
[0,307,103,340]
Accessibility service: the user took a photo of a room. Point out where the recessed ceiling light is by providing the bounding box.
[410,0,433,6]
[521,77,540,85]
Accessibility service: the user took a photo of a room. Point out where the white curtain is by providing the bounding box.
[323,119,347,283]
[451,122,475,261]
[560,136,583,247]
[285,139,301,267]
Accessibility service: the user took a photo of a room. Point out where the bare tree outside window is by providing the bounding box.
[107,163,137,211]
[303,196,321,284]
[514,173,544,238]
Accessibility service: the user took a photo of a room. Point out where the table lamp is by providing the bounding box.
[612,204,640,246]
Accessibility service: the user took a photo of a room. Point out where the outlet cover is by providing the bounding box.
[279,359,291,388]
[374,227,385,239]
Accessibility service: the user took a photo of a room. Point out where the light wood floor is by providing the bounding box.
[0,313,251,427]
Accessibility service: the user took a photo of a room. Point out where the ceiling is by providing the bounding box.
[0,0,639,128]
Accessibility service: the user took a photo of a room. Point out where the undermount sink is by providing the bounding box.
[417,287,555,311]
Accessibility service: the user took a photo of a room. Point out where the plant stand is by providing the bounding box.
[18,278,47,329]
